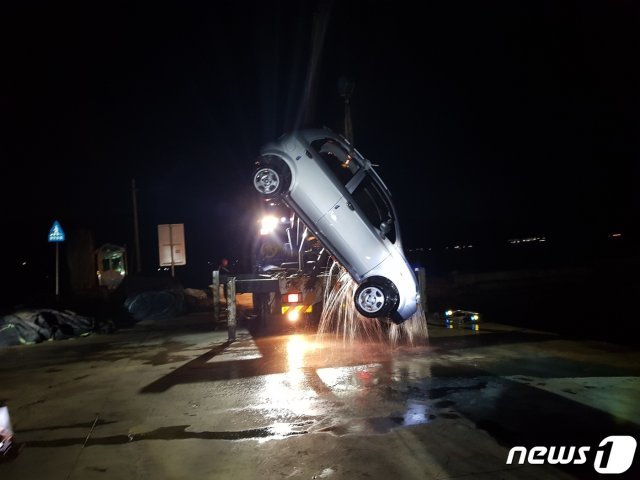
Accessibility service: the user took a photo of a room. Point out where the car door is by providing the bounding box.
[315,187,391,280]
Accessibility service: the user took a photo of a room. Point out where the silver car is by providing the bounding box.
[252,128,419,323]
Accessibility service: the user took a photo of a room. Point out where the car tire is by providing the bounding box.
[252,160,291,200]
[353,276,399,318]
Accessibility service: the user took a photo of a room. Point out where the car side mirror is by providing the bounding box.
[380,220,391,236]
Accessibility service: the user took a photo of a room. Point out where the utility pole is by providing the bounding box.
[297,2,332,129]
[131,179,141,274]
[338,76,355,143]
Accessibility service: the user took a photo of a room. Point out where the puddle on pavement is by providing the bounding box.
[14,367,485,450]
[18,419,117,433]
[141,341,201,366]
[420,381,488,399]
[21,422,314,448]
[316,409,458,436]
[143,352,192,366]
[18,404,460,448]
[86,466,107,473]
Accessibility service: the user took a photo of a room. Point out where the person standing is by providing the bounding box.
[218,258,232,302]
[218,258,231,276]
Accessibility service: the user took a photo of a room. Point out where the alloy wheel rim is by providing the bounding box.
[358,286,384,313]
[254,168,280,194]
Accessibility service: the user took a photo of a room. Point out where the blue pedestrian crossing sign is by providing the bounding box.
[48,221,66,243]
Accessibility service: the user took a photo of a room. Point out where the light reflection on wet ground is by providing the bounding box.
[207,327,640,458]
[230,332,451,440]
[2,315,640,479]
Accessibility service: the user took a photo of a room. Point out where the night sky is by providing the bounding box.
[2,1,638,288]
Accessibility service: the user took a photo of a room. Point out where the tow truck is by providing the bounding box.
[211,205,334,333]
[240,205,334,331]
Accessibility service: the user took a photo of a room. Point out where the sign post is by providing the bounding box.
[48,220,66,297]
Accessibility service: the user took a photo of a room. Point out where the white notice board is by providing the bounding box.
[158,224,187,266]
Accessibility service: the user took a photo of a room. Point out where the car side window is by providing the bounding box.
[350,174,397,244]
[310,139,360,186]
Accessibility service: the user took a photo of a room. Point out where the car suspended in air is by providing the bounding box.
[252,128,419,323]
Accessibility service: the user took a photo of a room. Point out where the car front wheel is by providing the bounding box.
[353,276,399,318]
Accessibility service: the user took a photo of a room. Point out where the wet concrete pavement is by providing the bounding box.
[1,308,639,479]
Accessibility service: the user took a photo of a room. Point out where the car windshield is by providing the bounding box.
[311,138,360,186]
[350,174,397,244]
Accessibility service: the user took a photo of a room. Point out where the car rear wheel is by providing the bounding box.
[252,160,290,199]
[353,276,399,318]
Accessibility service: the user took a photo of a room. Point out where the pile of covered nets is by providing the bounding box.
[0,309,95,347]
